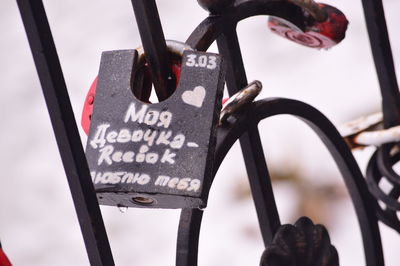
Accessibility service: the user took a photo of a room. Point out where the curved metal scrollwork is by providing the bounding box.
[366,144,400,233]
[360,0,400,235]
[177,98,384,266]
[176,1,385,265]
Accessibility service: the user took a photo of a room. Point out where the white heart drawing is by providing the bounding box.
[181,86,206,108]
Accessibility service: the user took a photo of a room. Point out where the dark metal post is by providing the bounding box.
[217,25,281,245]
[176,209,203,266]
[361,0,400,128]
[131,0,173,101]
[16,1,114,265]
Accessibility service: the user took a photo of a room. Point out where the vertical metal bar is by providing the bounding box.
[16,1,114,265]
[176,209,203,266]
[131,0,172,101]
[217,25,281,245]
[361,0,400,128]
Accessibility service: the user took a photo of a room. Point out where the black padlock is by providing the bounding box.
[85,45,225,209]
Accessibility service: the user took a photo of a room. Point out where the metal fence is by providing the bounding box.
[12,0,399,265]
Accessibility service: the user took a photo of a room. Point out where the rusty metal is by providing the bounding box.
[339,112,383,148]
[339,113,383,138]
[340,114,400,149]
[220,80,262,125]
[135,40,194,67]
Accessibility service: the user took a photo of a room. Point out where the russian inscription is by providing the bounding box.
[85,49,225,208]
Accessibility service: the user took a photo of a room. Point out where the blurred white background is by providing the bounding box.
[1,0,400,265]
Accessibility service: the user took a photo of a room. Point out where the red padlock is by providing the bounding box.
[81,77,97,135]
[0,247,11,266]
[268,3,348,49]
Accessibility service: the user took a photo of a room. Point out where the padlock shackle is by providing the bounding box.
[135,41,194,68]
[132,41,193,102]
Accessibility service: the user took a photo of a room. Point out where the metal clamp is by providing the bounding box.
[220,80,262,125]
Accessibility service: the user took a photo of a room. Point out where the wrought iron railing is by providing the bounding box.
[7,0,399,265]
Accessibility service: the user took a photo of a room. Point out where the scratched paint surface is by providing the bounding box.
[85,50,224,208]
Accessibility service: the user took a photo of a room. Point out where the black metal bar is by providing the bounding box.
[176,209,203,266]
[217,25,281,245]
[131,0,172,101]
[16,1,114,265]
[361,0,400,128]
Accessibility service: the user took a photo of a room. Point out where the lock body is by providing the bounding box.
[268,3,348,49]
[85,49,225,209]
